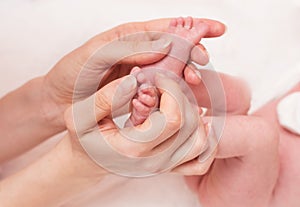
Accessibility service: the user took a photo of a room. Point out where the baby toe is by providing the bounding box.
[184,16,193,29]
[169,18,177,27]
[132,99,151,115]
[176,17,184,27]
[139,94,157,107]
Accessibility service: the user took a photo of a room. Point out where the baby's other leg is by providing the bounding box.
[143,17,209,77]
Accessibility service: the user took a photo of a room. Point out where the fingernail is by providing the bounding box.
[152,38,172,50]
[200,50,209,65]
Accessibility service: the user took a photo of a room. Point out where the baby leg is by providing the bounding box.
[128,17,209,126]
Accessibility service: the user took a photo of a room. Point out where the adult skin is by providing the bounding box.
[0,18,226,163]
[0,17,260,207]
[0,17,228,206]
[0,74,209,206]
[0,71,253,207]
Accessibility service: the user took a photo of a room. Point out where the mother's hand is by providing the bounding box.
[41,18,225,133]
[1,72,210,207]
[63,72,212,177]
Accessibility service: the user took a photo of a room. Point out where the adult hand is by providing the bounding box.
[41,18,225,131]
[0,17,225,164]
[64,72,214,177]
[0,72,214,207]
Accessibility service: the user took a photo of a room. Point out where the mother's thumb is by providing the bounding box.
[64,75,137,135]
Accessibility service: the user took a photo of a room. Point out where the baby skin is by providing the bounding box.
[125,17,209,127]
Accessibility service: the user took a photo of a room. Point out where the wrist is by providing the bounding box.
[0,77,66,162]
[38,76,67,132]
[59,134,107,181]
[0,134,105,207]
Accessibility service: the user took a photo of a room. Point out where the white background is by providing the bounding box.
[0,0,299,206]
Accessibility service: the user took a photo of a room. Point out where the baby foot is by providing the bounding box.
[125,17,209,127]
[143,17,209,77]
[125,83,158,127]
[168,16,208,43]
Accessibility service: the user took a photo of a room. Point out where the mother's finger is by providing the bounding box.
[92,18,226,43]
[172,146,217,175]
[171,122,218,175]
[190,44,210,66]
[170,126,208,164]
[183,43,209,85]
[183,62,202,85]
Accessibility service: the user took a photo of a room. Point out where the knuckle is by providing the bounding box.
[95,92,111,111]
[123,144,148,157]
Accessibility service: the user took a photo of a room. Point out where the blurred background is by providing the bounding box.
[0,0,299,206]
